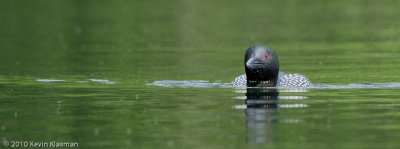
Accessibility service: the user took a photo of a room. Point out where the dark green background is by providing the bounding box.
[1,0,400,83]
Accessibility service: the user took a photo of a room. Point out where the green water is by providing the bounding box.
[1,0,400,148]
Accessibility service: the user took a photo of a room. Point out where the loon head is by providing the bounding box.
[244,45,279,87]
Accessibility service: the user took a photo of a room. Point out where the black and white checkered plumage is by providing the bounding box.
[232,71,312,87]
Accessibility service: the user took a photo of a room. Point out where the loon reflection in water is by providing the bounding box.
[241,88,308,144]
[246,88,279,144]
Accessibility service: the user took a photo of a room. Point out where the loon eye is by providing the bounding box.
[265,54,269,59]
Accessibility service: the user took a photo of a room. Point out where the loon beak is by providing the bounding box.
[246,57,266,69]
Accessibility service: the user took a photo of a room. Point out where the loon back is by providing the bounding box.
[232,71,312,87]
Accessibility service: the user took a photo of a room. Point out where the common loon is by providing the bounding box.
[232,45,312,87]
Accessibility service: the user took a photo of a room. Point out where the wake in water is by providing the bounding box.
[146,80,400,89]
[35,79,400,88]
[312,83,400,88]
[36,79,117,84]
[147,80,232,88]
